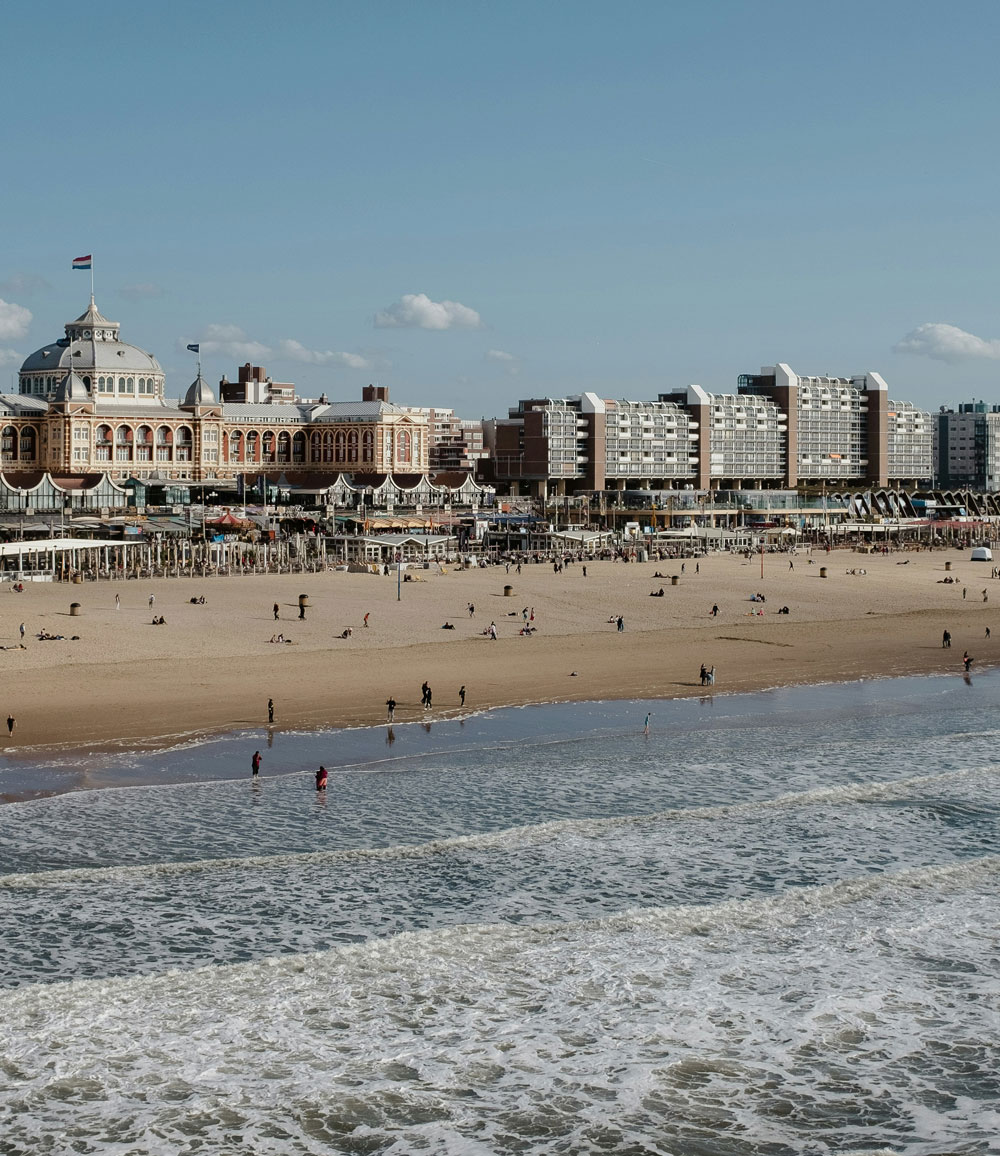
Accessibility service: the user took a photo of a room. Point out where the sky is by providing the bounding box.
[1,0,999,415]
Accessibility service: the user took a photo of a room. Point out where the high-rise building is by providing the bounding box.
[490,364,932,496]
[934,402,1000,490]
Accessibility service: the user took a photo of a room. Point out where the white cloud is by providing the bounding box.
[119,282,165,301]
[486,348,519,374]
[0,299,32,341]
[0,348,22,368]
[193,324,271,361]
[277,339,370,369]
[0,272,50,297]
[894,322,1000,363]
[374,293,483,330]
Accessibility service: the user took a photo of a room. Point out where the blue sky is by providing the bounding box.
[1,0,998,414]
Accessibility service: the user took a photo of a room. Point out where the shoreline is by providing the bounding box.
[2,547,994,763]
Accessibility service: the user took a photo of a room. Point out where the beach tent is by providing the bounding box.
[970,546,993,561]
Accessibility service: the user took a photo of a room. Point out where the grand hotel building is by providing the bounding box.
[0,297,496,510]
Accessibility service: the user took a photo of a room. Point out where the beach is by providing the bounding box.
[2,545,993,752]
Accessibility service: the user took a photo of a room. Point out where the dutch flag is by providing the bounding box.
[72,255,92,270]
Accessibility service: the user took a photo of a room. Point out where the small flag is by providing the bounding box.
[72,255,92,270]
[187,343,200,353]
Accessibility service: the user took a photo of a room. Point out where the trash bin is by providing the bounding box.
[298,594,310,607]
[72,574,82,585]
[945,561,952,571]
[670,575,679,586]
[70,602,81,616]
[504,585,513,596]
[820,566,827,578]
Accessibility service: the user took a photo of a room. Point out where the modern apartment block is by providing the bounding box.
[934,402,1000,490]
[488,364,932,496]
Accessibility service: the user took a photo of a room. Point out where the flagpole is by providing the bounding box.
[91,257,95,301]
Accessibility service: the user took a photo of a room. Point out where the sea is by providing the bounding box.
[0,672,998,1156]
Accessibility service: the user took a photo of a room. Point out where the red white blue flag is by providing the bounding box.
[72,255,92,270]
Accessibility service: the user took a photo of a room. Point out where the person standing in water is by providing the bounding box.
[315,765,328,791]
[251,750,261,777]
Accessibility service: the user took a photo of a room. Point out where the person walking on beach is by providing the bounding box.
[459,685,466,707]
[423,684,432,710]
[18,622,24,641]
[267,698,274,724]
[711,604,719,617]
[468,603,475,618]
[386,696,396,722]
[700,664,708,685]
[148,594,155,610]
[963,587,967,599]
[983,590,989,603]
[963,652,974,672]
[942,630,952,648]
[251,750,261,777]
[316,765,328,791]
[115,594,120,611]
[273,602,280,621]
[617,615,624,632]
[489,622,498,640]
[6,715,14,736]
[364,612,370,628]
[582,565,587,577]
[708,666,716,686]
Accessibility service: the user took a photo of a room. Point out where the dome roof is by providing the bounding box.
[183,374,217,407]
[53,371,91,403]
[19,297,163,377]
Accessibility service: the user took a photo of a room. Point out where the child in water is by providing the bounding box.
[315,765,328,791]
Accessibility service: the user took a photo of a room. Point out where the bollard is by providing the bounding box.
[503,585,513,596]
[671,575,679,586]
[945,561,952,571]
[820,566,827,578]
[70,602,81,616]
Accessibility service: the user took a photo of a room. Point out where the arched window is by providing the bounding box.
[156,426,173,462]
[246,431,259,462]
[262,431,276,463]
[292,431,306,463]
[334,430,346,462]
[96,425,113,462]
[310,432,322,463]
[1,426,16,463]
[277,431,291,463]
[18,427,36,461]
[230,430,243,462]
[115,425,133,462]
[323,432,333,463]
[118,378,126,391]
[362,429,374,463]
[397,429,411,464]
[175,426,193,462]
[124,377,135,394]
[135,425,153,462]
[348,430,359,463]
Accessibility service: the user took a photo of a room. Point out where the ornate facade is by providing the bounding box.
[5,298,432,486]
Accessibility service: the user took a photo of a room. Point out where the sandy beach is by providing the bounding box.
[1,545,994,753]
